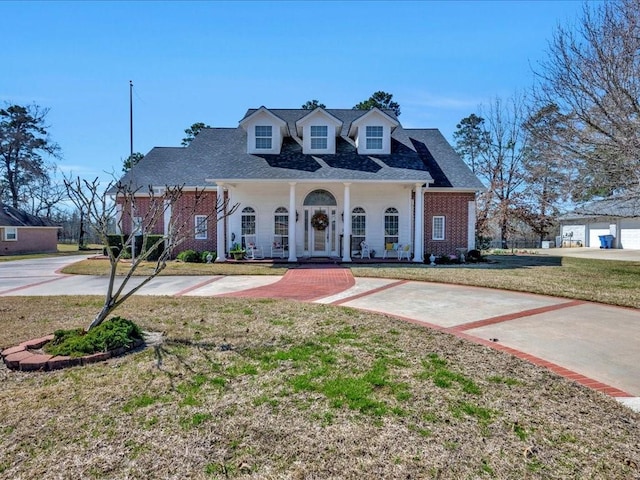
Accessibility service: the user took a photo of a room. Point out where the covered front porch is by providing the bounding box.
[212,180,427,263]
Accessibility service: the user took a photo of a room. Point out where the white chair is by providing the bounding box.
[360,241,371,259]
[271,235,286,258]
[245,235,264,260]
[398,244,411,260]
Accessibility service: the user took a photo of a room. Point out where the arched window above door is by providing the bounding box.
[303,189,337,206]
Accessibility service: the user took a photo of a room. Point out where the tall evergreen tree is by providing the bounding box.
[0,104,60,208]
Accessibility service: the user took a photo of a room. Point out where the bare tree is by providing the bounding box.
[518,104,571,243]
[64,177,238,330]
[532,0,640,202]
[475,96,529,247]
[23,164,68,218]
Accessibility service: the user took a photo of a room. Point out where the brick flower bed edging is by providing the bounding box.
[1,335,145,372]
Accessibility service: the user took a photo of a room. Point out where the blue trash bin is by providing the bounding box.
[604,235,614,249]
[598,235,607,248]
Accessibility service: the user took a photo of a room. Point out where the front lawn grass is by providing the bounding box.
[0,296,638,478]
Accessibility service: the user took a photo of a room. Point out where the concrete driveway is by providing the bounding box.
[532,246,640,262]
[1,254,639,412]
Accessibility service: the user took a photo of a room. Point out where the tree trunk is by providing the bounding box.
[78,210,85,249]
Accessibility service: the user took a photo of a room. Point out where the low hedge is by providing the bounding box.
[103,234,165,261]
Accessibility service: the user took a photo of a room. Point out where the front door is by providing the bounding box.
[308,207,335,256]
[303,189,338,257]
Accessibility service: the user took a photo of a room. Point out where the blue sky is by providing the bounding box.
[2,1,587,183]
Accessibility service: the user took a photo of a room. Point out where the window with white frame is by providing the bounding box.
[365,126,383,149]
[274,207,289,249]
[241,207,256,247]
[133,216,143,235]
[351,207,366,253]
[384,207,399,245]
[195,215,207,240]
[310,125,328,150]
[432,216,445,240]
[255,125,272,149]
[4,227,17,241]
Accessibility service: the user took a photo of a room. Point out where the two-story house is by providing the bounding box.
[115,106,484,262]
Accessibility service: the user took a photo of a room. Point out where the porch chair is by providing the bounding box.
[271,235,287,258]
[245,235,264,260]
[398,243,411,260]
[360,241,371,259]
[382,242,399,259]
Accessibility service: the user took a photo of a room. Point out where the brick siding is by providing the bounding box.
[118,191,219,258]
[424,192,474,256]
[0,227,58,255]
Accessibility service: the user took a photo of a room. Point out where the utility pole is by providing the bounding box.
[130,80,136,264]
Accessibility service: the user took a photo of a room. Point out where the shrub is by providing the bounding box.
[103,234,125,257]
[177,249,200,263]
[467,249,482,262]
[44,317,144,357]
[201,251,216,263]
[142,235,165,261]
[102,234,163,260]
[437,254,457,265]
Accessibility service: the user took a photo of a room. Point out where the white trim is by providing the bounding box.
[3,227,17,241]
[467,200,476,250]
[413,183,424,262]
[195,215,207,240]
[432,215,445,240]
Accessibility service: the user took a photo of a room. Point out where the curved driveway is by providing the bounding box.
[1,255,639,412]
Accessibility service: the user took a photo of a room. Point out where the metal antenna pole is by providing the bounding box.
[130,80,136,264]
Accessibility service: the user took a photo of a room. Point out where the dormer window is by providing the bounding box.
[310,126,328,150]
[348,108,398,155]
[366,126,383,149]
[255,125,272,149]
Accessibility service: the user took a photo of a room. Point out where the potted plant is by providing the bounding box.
[229,243,245,260]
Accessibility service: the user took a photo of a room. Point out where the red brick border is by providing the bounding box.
[1,335,144,372]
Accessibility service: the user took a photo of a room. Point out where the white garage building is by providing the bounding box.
[560,197,640,249]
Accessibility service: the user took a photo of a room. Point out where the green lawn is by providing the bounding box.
[1,296,638,479]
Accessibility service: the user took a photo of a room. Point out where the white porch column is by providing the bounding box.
[288,182,297,262]
[413,183,424,263]
[468,200,477,250]
[215,183,226,262]
[115,203,123,234]
[342,182,352,262]
[163,198,172,252]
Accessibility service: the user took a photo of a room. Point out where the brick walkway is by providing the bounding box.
[221,266,355,301]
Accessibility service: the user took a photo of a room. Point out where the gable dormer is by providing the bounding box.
[295,108,343,155]
[239,107,288,154]
[348,108,399,155]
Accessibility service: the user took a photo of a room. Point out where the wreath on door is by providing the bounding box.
[311,212,329,230]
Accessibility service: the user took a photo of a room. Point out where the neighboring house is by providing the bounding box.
[0,204,60,255]
[560,197,640,249]
[116,106,484,262]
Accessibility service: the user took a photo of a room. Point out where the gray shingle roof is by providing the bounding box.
[0,204,58,227]
[561,196,640,220]
[118,109,483,191]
